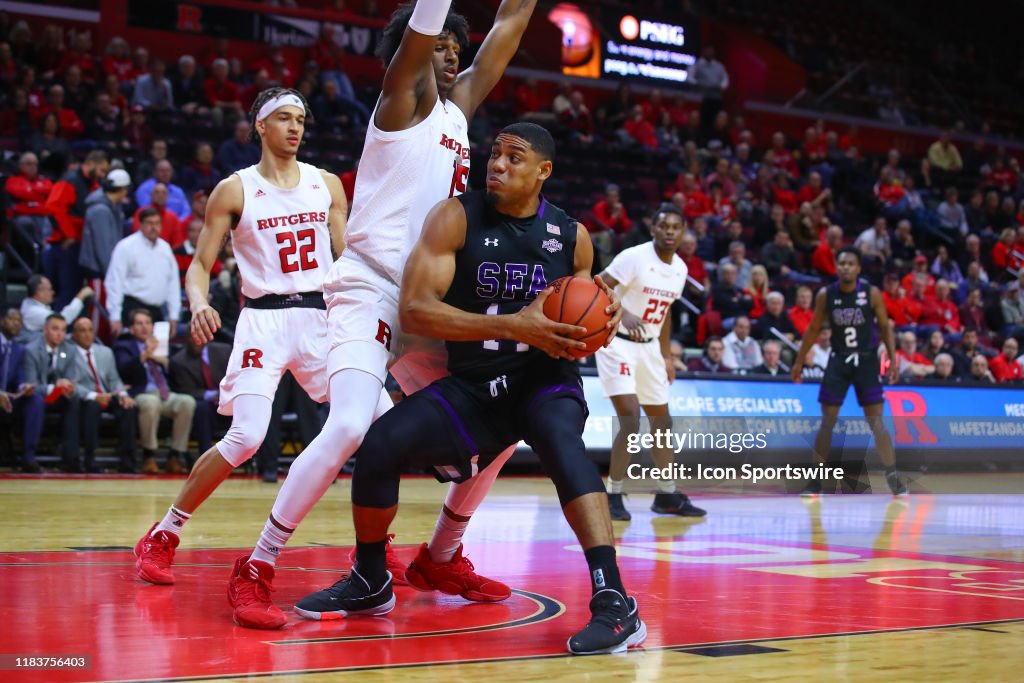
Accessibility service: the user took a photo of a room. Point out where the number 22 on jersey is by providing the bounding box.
[277,229,318,273]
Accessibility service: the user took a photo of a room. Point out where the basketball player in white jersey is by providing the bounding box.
[133,88,355,596]
[596,204,706,521]
[230,0,552,629]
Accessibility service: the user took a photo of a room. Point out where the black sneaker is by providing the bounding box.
[650,492,706,517]
[886,471,908,497]
[608,493,631,521]
[293,567,396,620]
[800,479,823,497]
[567,589,647,655]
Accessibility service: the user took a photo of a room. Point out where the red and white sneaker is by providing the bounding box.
[134,523,179,585]
[405,543,511,602]
[347,534,408,586]
[227,555,287,629]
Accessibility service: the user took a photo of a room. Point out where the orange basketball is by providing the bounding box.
[542,276,612,359]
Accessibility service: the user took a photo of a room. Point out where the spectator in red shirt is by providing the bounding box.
[708,181,735,224]
[5,152,54,247]
[882,274,920,331]
[678,231,709,291]
[31,84,85,139]
[56,32,98,84]
[788,286,815,337]
[703,157,737,199]
[591,184,632,234]
[773,173,799,214]
[918,279,961,335]
[641,88,667,125]
[795,171,832,209]
[560,90,594,145]
[309,25,356,99]
[802,126,827,165]
[743,265,770,320]
[989,338,1022,382]
[620,104,658,150]
[811,226,842,277]
[676,173,712,220]
[101,37,135,85]
[895,331,935,379]
[901,255,937,297]
[666,93,688,127]
[514,78,544,116]
[769,131,798,177]
[983,157,1018,194]
[182,190,207,230]
[43,149,109,307]
[203,58,243,125]
[992,227,1024,277]
[124,105,153,153]
[133,183,184,248]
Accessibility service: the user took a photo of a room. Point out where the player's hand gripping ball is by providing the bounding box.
[543,276,613,359]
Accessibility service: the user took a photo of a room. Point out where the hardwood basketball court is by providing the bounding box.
[1,473,1023,682]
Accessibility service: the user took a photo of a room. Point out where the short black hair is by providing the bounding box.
[836,246,861,264]
[248,87,313,142]
[654,203,683,222]
[376,2,470,67]
[26,274,46,297]
[497,122,556,162]
[44,313,66,326]
[129,308,153,325]
[138,207,161,224]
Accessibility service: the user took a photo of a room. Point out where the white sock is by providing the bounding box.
[428,507,470,564]
[656,479,677,494]
[250,516,294,566]
[153,505,191,537]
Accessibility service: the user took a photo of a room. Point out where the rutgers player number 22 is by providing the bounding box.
[277,229,318,273]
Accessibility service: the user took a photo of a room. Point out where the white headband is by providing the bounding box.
[257,93,305,121]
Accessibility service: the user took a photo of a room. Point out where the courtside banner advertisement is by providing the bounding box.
[578,377,1024,451]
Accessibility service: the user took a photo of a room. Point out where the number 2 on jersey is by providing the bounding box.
[844,326,857,348]
[642,298,670,325]
[277,229,318,273]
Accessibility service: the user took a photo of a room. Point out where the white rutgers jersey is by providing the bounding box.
[339,98,470,285]
[233,162,334,299]
[605,241,688,340]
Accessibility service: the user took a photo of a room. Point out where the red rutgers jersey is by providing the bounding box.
[233,162,334,298]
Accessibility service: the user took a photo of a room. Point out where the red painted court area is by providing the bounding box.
[2,536,1023,681]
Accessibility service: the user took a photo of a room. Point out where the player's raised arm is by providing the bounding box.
[375,0,454,132]
[319,170,348,259]
[450,0,538,118]
[400,198,586,358]
[791,286,828,382]
[186,175,241,344]
[870,285,898,384]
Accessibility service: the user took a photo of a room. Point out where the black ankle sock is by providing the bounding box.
[584,545,625,596]
[885,466,897,476]
[355,540,388,586]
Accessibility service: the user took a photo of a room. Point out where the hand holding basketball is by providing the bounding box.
[512,289,589,360]
[541,276,614,359]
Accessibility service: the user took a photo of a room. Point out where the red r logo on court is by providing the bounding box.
[375,320,392,351]
[242,349,264,368]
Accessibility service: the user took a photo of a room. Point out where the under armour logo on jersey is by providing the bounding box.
[311,184,320,190]
[542,238,562,253]
[546,223,560,235]
[254,188,266,198]
[484,238,499,247]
